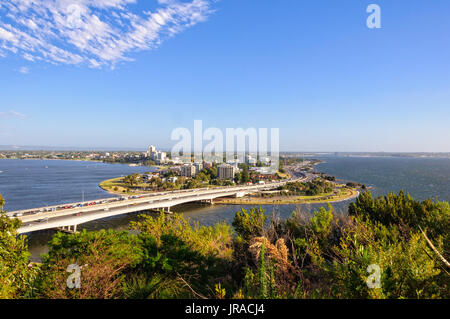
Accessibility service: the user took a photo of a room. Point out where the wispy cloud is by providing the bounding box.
[18,66,30,74]
[0,0,215,69]
[0,110,27,119]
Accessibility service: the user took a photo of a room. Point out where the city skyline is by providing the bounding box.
[1,0,449,152]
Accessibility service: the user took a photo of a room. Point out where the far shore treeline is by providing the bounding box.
[0,190,448,299]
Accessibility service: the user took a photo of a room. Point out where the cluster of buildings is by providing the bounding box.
[144,144,275,181]
[147,145,167,164]
[146,144,273,167]
[180,161,239,180]
[145,162,238,181]
[245,154,271,166]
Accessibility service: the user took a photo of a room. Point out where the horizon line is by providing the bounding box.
[0,146,449,154]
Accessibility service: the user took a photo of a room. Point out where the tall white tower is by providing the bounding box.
[147,145,156,158]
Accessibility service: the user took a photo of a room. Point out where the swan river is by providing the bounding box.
[0,156,449,261]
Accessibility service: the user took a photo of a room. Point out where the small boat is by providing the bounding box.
[0,171,3,173]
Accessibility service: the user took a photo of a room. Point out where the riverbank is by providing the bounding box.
[99,177,130,195]
[99,176,235,195]
[213,187,359,205]
[99,175,360,205]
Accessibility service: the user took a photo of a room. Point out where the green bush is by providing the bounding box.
[0,191,448,299]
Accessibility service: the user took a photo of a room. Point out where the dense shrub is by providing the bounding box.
[0,191,448,299]
[0,210,37,298]
[36,229,143,299]
[129,213,234,298]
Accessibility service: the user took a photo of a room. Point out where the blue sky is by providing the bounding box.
[0,0,449,152]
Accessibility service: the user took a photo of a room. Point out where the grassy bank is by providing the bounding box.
[214,187,359,205]
[99,175,359,205]
[99,177,131,195]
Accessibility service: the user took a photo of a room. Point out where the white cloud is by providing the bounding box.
[0,0,215,68]
[0,110,27,119]
[18,66,30,74]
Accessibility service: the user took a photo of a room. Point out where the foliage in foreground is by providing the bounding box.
[0,191,448,299]
[0,195,38,298]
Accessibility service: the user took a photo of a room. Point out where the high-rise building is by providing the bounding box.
[147,145,157,158]
[194,162,203,174]
[181,164,196,177]
[217,164,236,180]
[157,151,166,162]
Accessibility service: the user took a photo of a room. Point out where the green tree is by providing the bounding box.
[310,205,334,240]
[232,207,267,241]
[258,242,268,298]
[241,164,250,184]
[124,173,141,188]
[0,195,36,298]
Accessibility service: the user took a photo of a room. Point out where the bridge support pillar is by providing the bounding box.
[164,207,172,215]
[199,198,214,205]
[58,225,78,234]
[235,192,246,198]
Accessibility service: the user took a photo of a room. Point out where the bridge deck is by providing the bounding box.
[8,180,300,234]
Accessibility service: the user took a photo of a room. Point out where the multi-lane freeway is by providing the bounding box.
[8,178,304,234]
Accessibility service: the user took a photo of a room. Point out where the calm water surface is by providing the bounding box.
[315,156,450,202]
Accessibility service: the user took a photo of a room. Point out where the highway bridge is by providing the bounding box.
[7,179,300,234]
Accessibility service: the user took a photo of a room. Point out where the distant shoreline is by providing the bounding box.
[0,157,163,169]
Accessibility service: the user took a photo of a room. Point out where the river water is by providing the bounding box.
[0,157,448,261]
